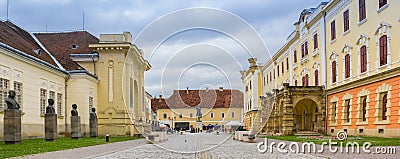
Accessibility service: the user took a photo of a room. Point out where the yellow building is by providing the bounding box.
[0,21,151,139]
[244,0,400,137]
[152,88,243,131]
[240,58,263,132]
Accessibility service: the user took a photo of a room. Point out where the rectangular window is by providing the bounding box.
[0,78,10,109]
[331,102,337,122]
[294,50,297,63]
[57,93,62,115]
[343,10,350,32]
[345,99,350,122]
[360,46,367,73]
[231,112,235,118]
[359,0,366,22]
[222,112,225,118]
[40,89,47,115]
[13,81,22,109]
[361,97,367,122]
[379,35,388,66]
[379,0,387,9]
[286,58,289,70]
[313,34,318,49]
[89,96,94,111]
[332,61,337,83]
[277,66,279,77]
[381,94,388,120]
[331,21,336,41]
[345,54,351,78]
[281,62,284,74]
[301,44,305,58]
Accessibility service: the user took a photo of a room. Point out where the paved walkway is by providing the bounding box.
[11,133,399,158]
[13,138,147,159]
[93,133,322,159]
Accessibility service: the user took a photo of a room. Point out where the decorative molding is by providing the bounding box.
[326,0,352,22]
[13,69,23,82]
[0,65,10,79]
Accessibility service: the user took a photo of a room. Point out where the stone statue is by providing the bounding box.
[71,104,78,116]
[46,99,56,114]
[5,90,20,110]
[90,107,97,119]
[196,105,202,121]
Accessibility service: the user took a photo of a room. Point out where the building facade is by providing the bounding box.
[152,88,243,131]
[0,21,151,139]
[243,0,400,137]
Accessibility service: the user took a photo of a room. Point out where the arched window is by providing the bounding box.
[231,112,235,118]
[332,61,337,83]
[210,112,214,118]
[179,113,182,118]
[362,98,367,121]
[379,35,388,66]
[163,113,167,119]
[222,112,225,118]
[345,54,351,78]
[295,80,298,86]
[360,46,367,73]
[294,50,297,63]
[382,94,387,120]
[314,70,319,86]
[190,113,193,118]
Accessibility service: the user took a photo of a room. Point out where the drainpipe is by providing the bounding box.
[91,52,98,76]
[65,73,70,136]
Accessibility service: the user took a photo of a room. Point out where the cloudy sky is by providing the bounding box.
[0,0,325,96]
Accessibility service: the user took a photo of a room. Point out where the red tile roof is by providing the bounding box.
[152,89,243,111]
[0,21,58,67]
[34,31,99,70]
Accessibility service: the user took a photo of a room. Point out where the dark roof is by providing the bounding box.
[152,89,243,111]
[34,31,99,70]
[0,21,58,67]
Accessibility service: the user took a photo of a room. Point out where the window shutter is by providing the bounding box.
[332,61,337,83]
[362,98,367,121]
[286,58,289,70]
[294,51,297,63]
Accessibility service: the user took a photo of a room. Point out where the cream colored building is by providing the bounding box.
[0,21,151,139]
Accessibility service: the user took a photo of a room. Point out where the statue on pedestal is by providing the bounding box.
[71,104,78,116]
[90,107,97,119]
[46,99,55,114]
[196,105,202,122]
[6,90,20,110]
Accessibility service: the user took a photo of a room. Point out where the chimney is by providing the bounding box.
[186,87,189,94]
[219,87,223,92]
[158,95,162,102]
[205,87,209,92]
[248,58,257,68]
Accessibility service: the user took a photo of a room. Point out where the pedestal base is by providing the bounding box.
[4,109,21,144]
[45,113,57,141]
[89,118,98,138]
[71,116,81,139]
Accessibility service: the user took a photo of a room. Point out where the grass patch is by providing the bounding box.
[0,136,141,159]
[263,135,400,146]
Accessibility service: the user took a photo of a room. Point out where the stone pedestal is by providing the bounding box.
[71,116,81,139]
[45,114,57,141]
[4,109,21,144]
[196,122,202,132]
[89,118,98,138]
